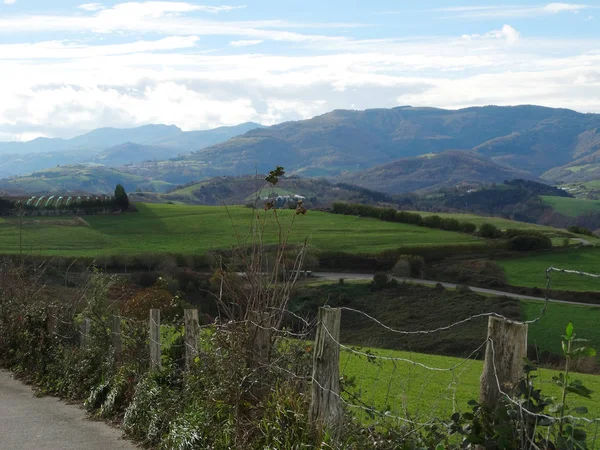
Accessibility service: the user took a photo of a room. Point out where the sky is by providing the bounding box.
[0,1,600,141]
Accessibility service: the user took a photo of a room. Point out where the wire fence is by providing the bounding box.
[39,265,600,446]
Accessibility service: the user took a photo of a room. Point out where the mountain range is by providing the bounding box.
[2,105,600,195]
[0,122,264,178]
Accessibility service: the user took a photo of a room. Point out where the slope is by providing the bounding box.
[0,122,264,177]
[335,150,536,193]
[133,175,396,206]
[183,105,600,178]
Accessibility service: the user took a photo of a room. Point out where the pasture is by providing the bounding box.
[524,299,600,357]
[541,195,600,217]
[341,345,600,426]
[0,203,482,257]
[499,248,600,291]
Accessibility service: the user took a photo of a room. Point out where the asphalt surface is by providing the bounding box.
[0,370,136,450]
[314,272,600,308]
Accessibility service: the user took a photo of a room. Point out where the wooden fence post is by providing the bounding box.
[249,311,271,368]
[480,316,528,409]
[46,306,57,336]
[80,318,91,348]
[149,309,161,370]
[184,309,199,370]
[309,307,343,440]
[111,315,122,365]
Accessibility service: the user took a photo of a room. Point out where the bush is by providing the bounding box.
[459,222,477,234]
[423,215,443,229]
[132,271,160,287]
[567,225,595,237]
[503,228,546,239]
[457,284,471,293]
[440,218,461,232]
[372,272,391,290]
[478,223,502,238]
[378,207,397,221]
[508,234,552,251]
[393,254,426,278]
[392,258,411,277]
[396,211,423,226]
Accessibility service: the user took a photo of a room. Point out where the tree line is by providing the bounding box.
[331,202,553,251]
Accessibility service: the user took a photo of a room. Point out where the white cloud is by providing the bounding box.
[1,2,600,140]
[229,39,263,47]
[77,3,105,11]
[3,0,16,5]
[434,2,590,19]
[542,3,587,13]
[0,36,200,59]
[0,2,345,46]
[463,25,521,45]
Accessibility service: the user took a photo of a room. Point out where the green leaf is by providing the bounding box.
[565,322,574,339]
[573,406,588,414]
[549,403,564,413]
[565,383,594,399]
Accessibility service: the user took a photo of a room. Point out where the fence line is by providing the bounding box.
[41,265,600,444]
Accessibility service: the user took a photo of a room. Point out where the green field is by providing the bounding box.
[499,248,600,291]
[0,203,483,257]
[524,300,600,357]
[292,280,600,427]
[542,195,600,218]
[342,346,600,426]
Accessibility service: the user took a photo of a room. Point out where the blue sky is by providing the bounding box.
[0,1,599,140]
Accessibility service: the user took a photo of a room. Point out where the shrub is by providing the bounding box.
[457,284,471,293]
[503,228,546,239]
[393,254,426,278]
[508,234,552,251]
[396,211,423,226]
[132,271,160,287]
[459,222,477,234]
[567,225,595,237]
[478,223,502,238]
[440,218,461,232]
[392,258,411,277]
[423,215,443,229]
[378,207,397,221]
[372,272,391,290]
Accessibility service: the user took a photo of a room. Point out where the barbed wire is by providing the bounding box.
[320,320,489,371]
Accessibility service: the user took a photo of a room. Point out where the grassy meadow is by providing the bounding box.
[541,195,600,217]
[341,346,600,428]
[524,299,600,357]
[499,248,600,291]
[0,203,483,257]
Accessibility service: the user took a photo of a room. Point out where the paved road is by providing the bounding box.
[314,272,600,308]
[0,370,136,450]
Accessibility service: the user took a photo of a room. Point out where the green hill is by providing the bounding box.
[541,195,600,217]
[132,176,396,207]
[5,105,600,194]
[0,165,175,195]
[337,150,537,194]
[0,203,483,257]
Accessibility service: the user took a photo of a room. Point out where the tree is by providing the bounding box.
[114,184,129,210]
